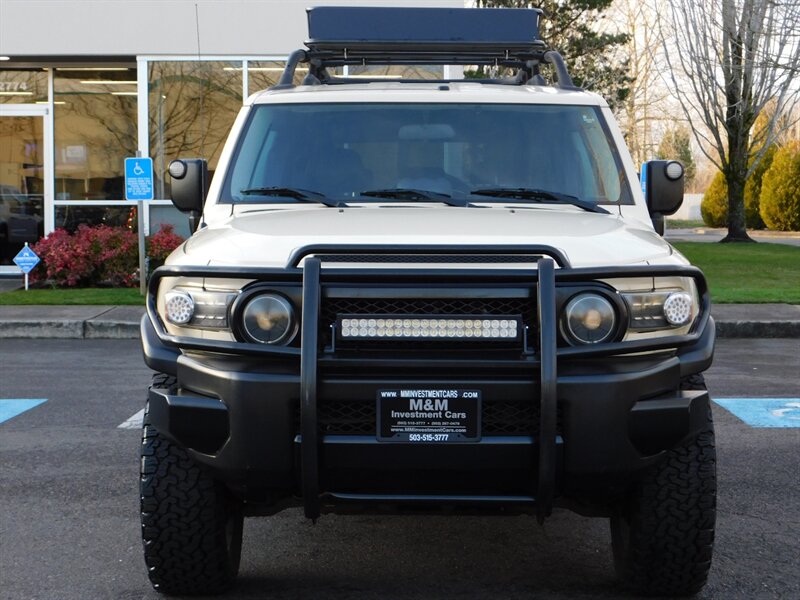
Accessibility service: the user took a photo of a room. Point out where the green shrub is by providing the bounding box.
[760,142,800,231]
[700,148,776,229]
[744,145,776,230]
[701,172,728,227]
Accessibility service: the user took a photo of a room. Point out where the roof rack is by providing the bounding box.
[275,7,579,91]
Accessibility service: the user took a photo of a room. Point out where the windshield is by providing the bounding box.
[222,103,632,205]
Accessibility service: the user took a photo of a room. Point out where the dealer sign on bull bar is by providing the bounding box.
[377,389,481,442]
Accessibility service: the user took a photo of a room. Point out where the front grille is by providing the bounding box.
[295,398,559,437]
[324,297,532,319]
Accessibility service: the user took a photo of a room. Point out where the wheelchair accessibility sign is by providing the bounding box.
[125,157,154,201]
[713,398,800,428]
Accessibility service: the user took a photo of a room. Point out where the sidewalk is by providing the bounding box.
[665,227,800,246]
[0,303,797,339]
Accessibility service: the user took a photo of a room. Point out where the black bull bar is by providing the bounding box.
[146,245,711,522]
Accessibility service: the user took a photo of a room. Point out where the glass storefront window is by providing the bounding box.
[0,114,45,264]
[149,61,243,199]
[54,68,137,202]
[149,204,191,239]
[0,69,48,104]
[347,65,444,79]
[55,205,135,233]
[248,62,442,90]
[247,60,308,93]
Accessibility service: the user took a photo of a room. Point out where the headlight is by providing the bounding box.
[623,290,696,331]
[165,291,194,325]
[663,292,693,326]
[163,288,237,329]
[561,293,617,345]
[241,293,297,345]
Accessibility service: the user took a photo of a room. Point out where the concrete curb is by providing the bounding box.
[84,320,142,339]
[0,317,797,339]
[0,320,86,339]
[715,321,800,339]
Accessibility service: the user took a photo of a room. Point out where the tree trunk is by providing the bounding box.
[722,107,754,243]
[722,171,752,242]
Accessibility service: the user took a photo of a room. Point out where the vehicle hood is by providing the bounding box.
[175,205,674,268]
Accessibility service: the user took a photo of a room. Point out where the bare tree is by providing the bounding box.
[660,0,800,242]
[609,0,673,166]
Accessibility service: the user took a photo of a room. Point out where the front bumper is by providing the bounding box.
[142,248,714,518]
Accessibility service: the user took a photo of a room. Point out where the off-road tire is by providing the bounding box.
[140,373,243,596]
[610,373,716,596]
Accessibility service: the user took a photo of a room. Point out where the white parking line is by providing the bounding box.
[118,408,144,429]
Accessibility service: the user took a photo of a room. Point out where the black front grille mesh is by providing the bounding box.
[323,297,532,320]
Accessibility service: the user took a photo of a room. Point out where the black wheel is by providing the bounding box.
[610,374,716,596]
[140,373,243,596]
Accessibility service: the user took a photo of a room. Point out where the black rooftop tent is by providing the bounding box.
[276,6,577,90]
[306,6,542,51]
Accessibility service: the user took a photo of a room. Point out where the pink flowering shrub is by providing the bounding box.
[30,223,184,288]
[146,223,184,271]
[31,225,138,287]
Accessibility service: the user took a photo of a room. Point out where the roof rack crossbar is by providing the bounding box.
[273,8,580,91]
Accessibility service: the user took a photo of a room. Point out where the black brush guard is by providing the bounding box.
[146,245,710,522]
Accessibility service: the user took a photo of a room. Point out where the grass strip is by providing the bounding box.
[0,287,145,306]
[672,242,800,304]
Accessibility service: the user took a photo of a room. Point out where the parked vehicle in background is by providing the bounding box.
[0,184,43,263]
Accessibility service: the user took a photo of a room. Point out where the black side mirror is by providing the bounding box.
[168,159,208,231]
[642,160,684,234]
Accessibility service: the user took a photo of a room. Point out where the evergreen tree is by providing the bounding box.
[760,142,800,231]
[472,1,629,108]
[656,127,696,188]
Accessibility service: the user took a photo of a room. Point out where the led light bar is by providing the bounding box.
[337,315,521,340]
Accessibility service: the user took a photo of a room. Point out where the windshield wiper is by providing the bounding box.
[360,188,473,208]
[239,187,346,207]
[470,188,610,214]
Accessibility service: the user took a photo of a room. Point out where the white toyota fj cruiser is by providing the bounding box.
[140,6,716,596]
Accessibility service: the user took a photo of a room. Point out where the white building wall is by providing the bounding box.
[0,0,465,58]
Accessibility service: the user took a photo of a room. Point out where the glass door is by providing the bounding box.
[0,108,46,270]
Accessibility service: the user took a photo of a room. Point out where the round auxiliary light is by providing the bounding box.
[164,291,194,325]
[664,160,684,181]
[663,292,693,326]
[242,294,296,345]
[562,293,617,345]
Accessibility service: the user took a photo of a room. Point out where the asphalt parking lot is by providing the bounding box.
[0,338,798,600]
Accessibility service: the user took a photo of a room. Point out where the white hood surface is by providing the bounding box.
[177,205,674,268]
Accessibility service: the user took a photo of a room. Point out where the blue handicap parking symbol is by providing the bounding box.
[13,245,40,274]
[713,398,800,428]
[125,157,154,201]
[0,399,47,425]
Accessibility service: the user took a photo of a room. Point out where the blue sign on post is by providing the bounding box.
[13,244,40,274]
[125,157,154,201]
[640,163,648,197]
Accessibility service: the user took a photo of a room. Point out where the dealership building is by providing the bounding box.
[0,0,462,273]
